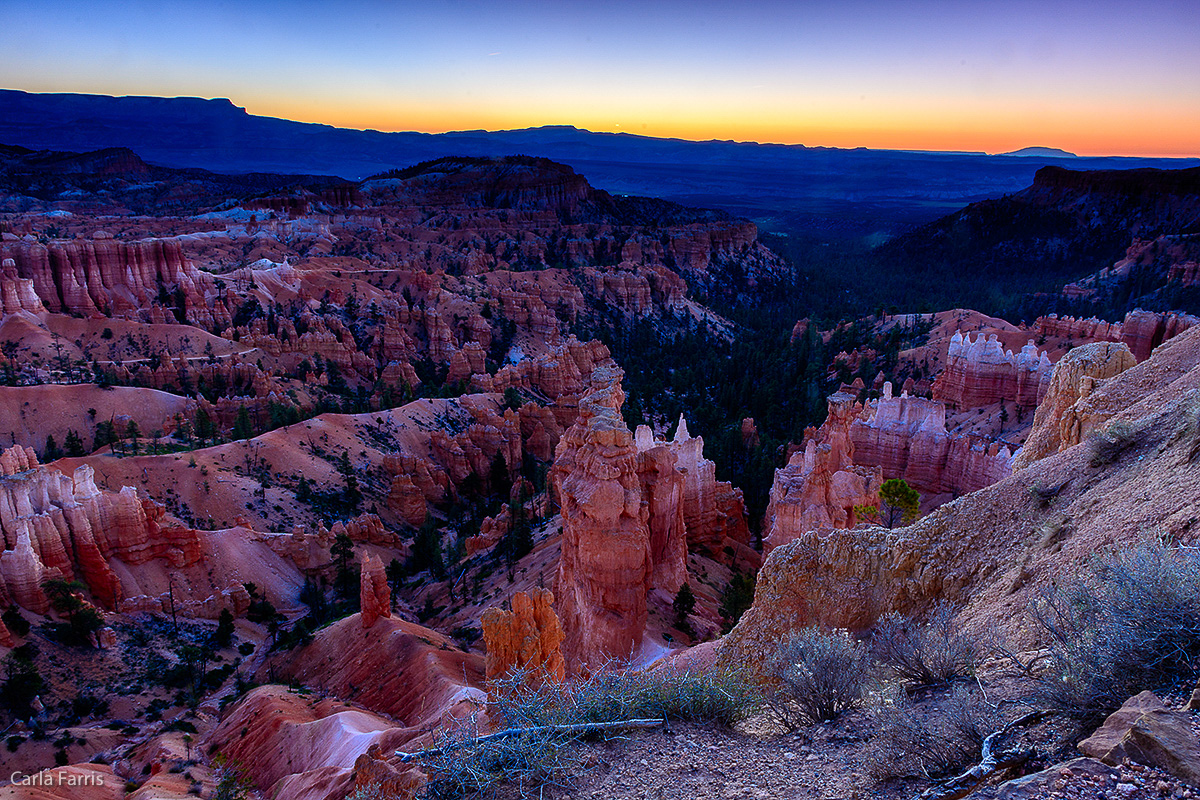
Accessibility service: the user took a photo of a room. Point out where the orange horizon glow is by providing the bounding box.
[251,96,1200,159]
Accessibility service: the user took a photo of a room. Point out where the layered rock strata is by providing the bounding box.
[932,334,1052,411]
[851,384,1015,496]
[0,446,198,612]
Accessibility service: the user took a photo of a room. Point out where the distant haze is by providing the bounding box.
[1,0,1198,157]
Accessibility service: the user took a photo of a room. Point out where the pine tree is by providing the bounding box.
[673,582,696,629]
[331,533,355,600]
[233,406,254,441]
[64,429,85,457]
[125,420,141,455]
[879,478,921,529]
[214,608,236,648]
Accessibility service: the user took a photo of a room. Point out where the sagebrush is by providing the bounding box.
[766,627,868,727]
[865,685,998,782]
[871,603,979,687]
[418,664,760,798]
[1031,538,1200,719]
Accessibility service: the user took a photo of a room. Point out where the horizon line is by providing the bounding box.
[4,87,1200,161]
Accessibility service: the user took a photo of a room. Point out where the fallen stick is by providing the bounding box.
[396,718,666,762]
[914,710,1044,800]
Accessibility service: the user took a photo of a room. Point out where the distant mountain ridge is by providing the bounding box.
[1003,146,1078,158]
[1,89,1196,236]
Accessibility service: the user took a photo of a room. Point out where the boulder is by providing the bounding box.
[1078,691,1200,785]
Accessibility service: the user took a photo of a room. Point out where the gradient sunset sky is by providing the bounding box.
[3,0,1198,157]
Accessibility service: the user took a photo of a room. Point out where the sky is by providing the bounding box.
[2,0,1198,157]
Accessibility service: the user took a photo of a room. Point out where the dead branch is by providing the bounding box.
[913,710,1044,800]
[396,717,665,762]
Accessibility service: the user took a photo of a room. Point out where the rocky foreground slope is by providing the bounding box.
[724,323,1200,672]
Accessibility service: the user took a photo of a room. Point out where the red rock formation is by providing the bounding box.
[932,333,1053,410]
[0,617,13,647]
[553,366,654,671]
[466,504,510,556]
[1013,341,1138,470]
[0,233,224,327]
[359,553,391,629]
[720,325,1200,678]
[480,588,566,684]
[1035,314,1124,343]
[850,384,1014,497]
[387,474,428,528]
[0,447,199,612]
[1036,310,1199,363]
[763,393,883,555]
[270,614,485,724]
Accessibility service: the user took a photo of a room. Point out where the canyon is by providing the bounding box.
[2,145,1199,800]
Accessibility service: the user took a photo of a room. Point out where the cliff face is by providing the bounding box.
[851,384,1014,497]
[0,446,198,612]
[1036,309,1198,363]
[1013,341,1138,470]
[932,333,1052,411]
[0,233,224,326]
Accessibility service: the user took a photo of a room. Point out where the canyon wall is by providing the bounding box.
[932,334,1052,410]
[851,384,1015,497]
[0,233,226,327]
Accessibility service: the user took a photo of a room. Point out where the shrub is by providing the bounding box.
[1087,420,1138,467]
[870,603,979,687]
[2,606,30,637]
[766,627,868,727]
[1031,538,1200,719]
[416,664,760,797]
[865,685,998,782]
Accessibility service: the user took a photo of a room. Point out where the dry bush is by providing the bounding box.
[870,603,979,688]
[417,664,761,798]
[418,712,566,800]
[865,685,998,782]
[1087,419,1138,467]
[766,627,868,728]
[1031,538,1200,720]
